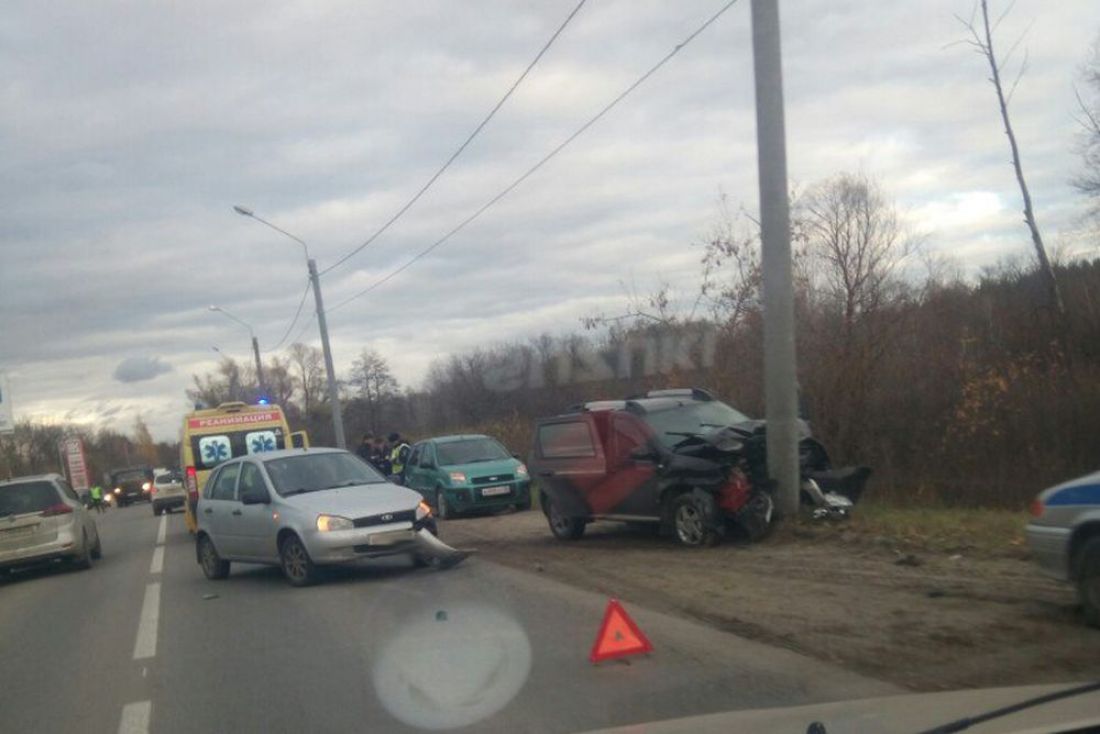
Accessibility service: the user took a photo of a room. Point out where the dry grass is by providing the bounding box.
[786,502,1032,559]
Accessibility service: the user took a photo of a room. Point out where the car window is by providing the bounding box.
[538,421,596,459]
[155,473,172,485]
[208,463,241,501]
[422,443,436,467]
[409,444,423,467]
[264,452,387,496]
[57,478,80,502]
[0,481,61,516]
[238,463,265,499]
[436,438,511,465]
[611,415,653,466]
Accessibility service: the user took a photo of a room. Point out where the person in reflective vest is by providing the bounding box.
[388,432,411,484]
[90,484,105,513]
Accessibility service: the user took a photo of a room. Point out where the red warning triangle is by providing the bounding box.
[589,599,653,663]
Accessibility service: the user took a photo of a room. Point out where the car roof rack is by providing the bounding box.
[625,387,716,402]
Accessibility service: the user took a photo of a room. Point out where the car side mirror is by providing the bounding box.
[630,446,657,462]
[240,489,269,505]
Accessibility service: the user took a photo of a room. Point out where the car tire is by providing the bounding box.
[735,492,775,543]
[279,534,318,587]
[153,503,162,517]
[198,535,230,580]
[1078,537,1100,628]
[545,497,585,541]
[435,488,451,520]
[670,490,722,548]
[91,533,103,560]
[73,532,94,570]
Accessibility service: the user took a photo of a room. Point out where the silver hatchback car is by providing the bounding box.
[1026,469,1100,627]
[195,448,467,586]
[0,473,102,574]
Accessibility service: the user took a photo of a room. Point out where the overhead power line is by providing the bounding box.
[319,0,590,277]
[327,0,740,315]
[262,279,312,353]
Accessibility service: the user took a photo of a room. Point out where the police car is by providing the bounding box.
[1026,471,1100,627]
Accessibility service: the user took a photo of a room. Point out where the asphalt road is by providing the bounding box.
[0,505,898,734]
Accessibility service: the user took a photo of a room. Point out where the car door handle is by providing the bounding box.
[203,508,213,515]
[232,509,242,516]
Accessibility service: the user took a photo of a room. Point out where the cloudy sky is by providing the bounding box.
[2,0,1099,440]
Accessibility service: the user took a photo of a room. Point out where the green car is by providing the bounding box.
[404,434,532,518]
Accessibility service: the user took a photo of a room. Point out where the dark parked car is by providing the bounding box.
[529,388,869,547]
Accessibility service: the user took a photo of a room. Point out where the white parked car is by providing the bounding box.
[151,470,186,516]
[0,473,102,574]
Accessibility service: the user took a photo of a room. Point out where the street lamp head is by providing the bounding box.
[233,205,254,217]
[208,305,221,312]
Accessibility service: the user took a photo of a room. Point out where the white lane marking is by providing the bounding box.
[118,701,151,734]
[149,545,164,575]
[155,514,167,545]
[132,583,161,660]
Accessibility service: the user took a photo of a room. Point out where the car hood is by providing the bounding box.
[442,458,520,479]
[580,683,1100,734]
[281,482,422,518]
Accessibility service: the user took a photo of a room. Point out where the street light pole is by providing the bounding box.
[750,0,800,518]
[208,305,267,398]
[233,206,347,449]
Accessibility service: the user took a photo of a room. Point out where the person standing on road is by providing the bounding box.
[388,432,411,484]
[89,483,105,514]
[356,433,374,463]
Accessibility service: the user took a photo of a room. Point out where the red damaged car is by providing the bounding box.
[528,388,868,547]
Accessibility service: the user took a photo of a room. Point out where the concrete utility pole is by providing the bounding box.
[234,206,347,449]
[250,336,266,398]
[750,0,800,517]
[307,256,347,450]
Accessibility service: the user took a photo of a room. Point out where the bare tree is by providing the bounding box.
[287,343,326,415]
[1074,35,1100,212]
[349,349,399,434]
[956,0,1065,317]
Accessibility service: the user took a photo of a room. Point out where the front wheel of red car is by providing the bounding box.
[546,497,585,540]
[671,491,722,548]
[736,492,775,543]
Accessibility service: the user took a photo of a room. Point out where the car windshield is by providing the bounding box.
[0,481,59,516]
[264,452,387,497]
[436,438,510,466]
[113,470,148,484]
[642,401,751,449]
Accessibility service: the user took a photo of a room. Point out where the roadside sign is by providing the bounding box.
[0,372,13,435]
[589,599,653,664]
[60,437,91,492]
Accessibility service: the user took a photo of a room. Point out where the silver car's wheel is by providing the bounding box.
[435,488,450,520]
[73,531,93,570]
[279,535,318,587]
[199,535,230,580]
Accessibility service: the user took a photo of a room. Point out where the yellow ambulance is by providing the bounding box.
[179,401,309,534]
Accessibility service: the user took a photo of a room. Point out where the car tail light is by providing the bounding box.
[186,466,199,502]
[150,486,157,496]
[1029,498,1044,518]
[41,502,74,517]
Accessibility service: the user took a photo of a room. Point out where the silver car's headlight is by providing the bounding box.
[316,514,353,532]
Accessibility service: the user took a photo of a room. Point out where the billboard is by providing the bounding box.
[0,372,12,435]
[60,437,91,492]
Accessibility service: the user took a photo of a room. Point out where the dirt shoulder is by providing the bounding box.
[438,510,1099,692]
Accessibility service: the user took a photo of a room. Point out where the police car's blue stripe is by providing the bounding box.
[1046,483,1100,506]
